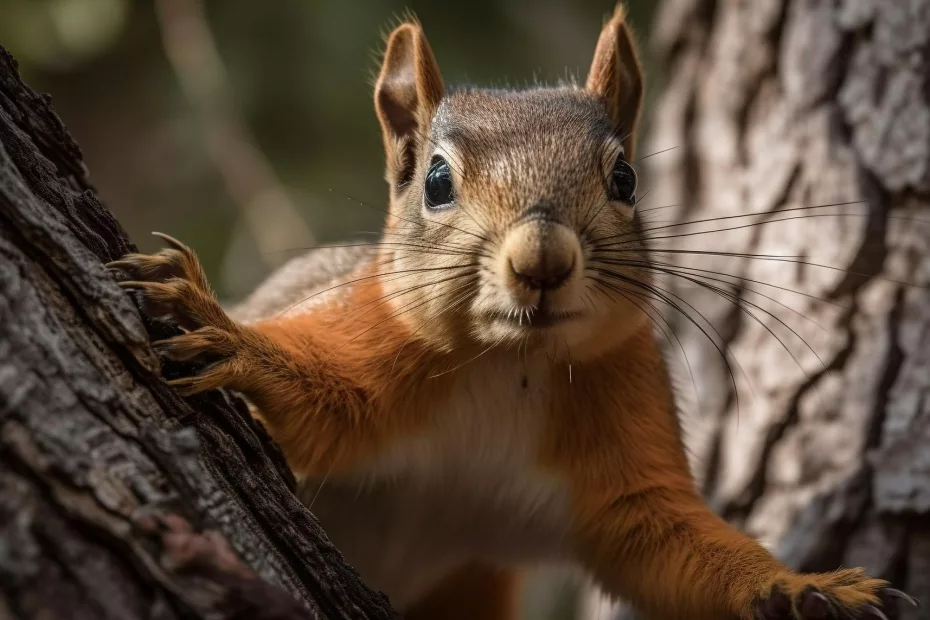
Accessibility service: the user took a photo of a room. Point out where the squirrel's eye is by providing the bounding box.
[424,157,454,210]
[609,158,637,205]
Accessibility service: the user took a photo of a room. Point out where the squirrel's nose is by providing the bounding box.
[505,223,578,291]
[509,255,573,290]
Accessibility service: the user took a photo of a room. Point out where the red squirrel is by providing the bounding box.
[109,5,915,619]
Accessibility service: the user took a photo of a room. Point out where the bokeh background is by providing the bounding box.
[0,0,660,303]
[0,1,661,617]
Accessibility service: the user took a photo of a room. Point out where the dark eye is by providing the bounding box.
[610,158,637,205]
[424,157,454,210]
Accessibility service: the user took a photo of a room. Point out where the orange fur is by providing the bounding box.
[543,328,886,619]
[231,268,459,478]
[543,327,883,618]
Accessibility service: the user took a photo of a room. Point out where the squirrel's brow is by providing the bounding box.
[431,125,494,164]
[437,124,615,162]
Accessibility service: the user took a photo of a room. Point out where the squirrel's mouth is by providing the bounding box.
[488,308,583,329]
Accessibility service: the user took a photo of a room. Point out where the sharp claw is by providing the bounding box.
[118,280,149,289]
[859,604,889,620]
[165,377,199,396]
[759,589,791,619]
[883,588,919,608]
[151,339,178,352]
[799,591,830,619]
[153,340,206,362]
[151,231,188,252]
[166,375,218,396]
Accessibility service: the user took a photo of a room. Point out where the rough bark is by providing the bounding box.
[0,44,401,620]
[608,1,930,618]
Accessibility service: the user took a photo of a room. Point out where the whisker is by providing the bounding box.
[429,335,506,379]
[589,268,748,412]
[634,145,678,162]
[260,238,486,260]
[631,248,927,291]
[342,272,481,348]
[646,264,827,373]
[592,256,841,329]
[635,202,681,214]
[580,194,613,239]
[593,257,829,392]
[277,263,480,316]
[596,200,871,242]
[379,230,494,258]
[588,280,700,416]
[307,460,336,511]
[390,282,477,373]
[592,200,930,246]
[346,269,480,321]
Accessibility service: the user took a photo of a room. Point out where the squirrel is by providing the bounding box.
[109,4,915,620]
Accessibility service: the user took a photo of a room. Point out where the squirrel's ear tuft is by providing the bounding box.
[374,21,444,188]
[585,3,644,156]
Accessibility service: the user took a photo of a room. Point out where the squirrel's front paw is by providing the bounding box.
[108,233,243,395]
[755,569,917,620]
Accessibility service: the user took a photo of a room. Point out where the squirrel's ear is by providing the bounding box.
[585,4,644,156]
[374,21,444,188]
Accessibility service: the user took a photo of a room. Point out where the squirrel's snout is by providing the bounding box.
[509,254,573,291]
[502,222,579,293]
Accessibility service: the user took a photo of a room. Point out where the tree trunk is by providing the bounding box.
[608,1,930,618]
[0,45,401,620]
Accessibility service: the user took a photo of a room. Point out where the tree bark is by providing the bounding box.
[607,1,930,618]
[0,44,401,620]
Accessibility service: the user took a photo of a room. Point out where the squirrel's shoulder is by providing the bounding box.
[228,243,375,323]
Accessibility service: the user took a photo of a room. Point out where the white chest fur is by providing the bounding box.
[298,352,573,609]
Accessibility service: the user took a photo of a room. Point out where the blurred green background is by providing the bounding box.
[1,0,660,302]
[0,2,660,616]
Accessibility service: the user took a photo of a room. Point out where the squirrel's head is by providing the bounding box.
[373,4,649,358]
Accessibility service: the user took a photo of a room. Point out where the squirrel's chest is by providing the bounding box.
[302,356,573,607]
[371,356,558,484]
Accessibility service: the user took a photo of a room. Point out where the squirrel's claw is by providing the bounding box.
[881,588,919,608]
[150,231,191,252]
[798,590,830,618]
[153,327,236,362]
[107,235,210,293]
[860,604,889,620]
[109,236,245,397]
[754,571,914,620]
[165,360,237,396]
